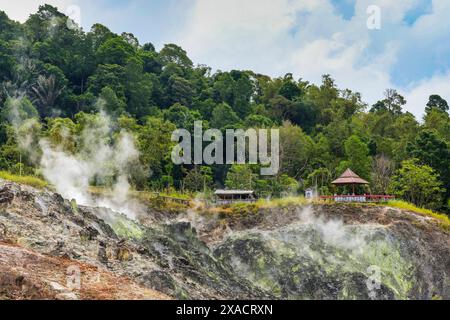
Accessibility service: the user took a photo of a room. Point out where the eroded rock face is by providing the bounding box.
[0,243,170,300]
[0,180,448,300]
[0,181,267,299]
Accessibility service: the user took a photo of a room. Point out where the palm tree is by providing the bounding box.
[31,74,65,117]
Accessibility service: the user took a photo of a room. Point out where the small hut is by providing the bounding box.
[305,188,314,199]
[214,190,256,205]
[331,168,369,195]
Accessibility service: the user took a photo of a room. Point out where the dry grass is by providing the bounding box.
[254,196,309,208]
[0,171,48,189]
[386,200,450,230]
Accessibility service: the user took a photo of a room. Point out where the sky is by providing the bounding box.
[1,0,450,119]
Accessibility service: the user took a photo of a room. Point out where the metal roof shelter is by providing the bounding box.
[214,190,255,196]
[214,190,256,204]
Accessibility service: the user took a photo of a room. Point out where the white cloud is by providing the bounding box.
[401,71,450,120]
[0,0,73,22]
[177,0,450,119]
[2,0,449,119]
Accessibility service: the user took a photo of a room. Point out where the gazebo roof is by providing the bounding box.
[332,168,369,185]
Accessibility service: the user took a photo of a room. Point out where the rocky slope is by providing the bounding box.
[0,180,448,300]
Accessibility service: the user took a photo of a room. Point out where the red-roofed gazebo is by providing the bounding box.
[319,168,395,203]
[331,168,369,194]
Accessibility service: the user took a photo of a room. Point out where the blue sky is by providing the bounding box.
[1,0,450,119]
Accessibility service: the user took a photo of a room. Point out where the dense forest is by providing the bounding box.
[0,5,449,213]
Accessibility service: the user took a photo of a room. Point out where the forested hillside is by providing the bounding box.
[0,5,449,213]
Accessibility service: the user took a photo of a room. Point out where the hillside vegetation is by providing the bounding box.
[0,5,448,214]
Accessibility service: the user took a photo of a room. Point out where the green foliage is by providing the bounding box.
[279,121,314,179]
[159,44,193,69]
[183,166,213,192]
[1,97,39,122]
[96,36,136,66]
[225,165,256,190]
[164,103,202,130]
[99,86,126,117]
[370,89,406,115]
[407,130,450,193]
[423,108,450,141]
[426,94,448,114]
[387,200,449,231]
[137,117,176,184]
[338,135,371,180]
[210,103,240,129]
[0,171,48,189]
[389,159,444,210]
[0,6,448,211]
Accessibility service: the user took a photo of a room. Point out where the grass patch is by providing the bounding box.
[255,196,309,209]
[88,186,191,212]
[0,171,48,189]
[209,196,310,216]
[89,187,192,201]
[387,200,450,231]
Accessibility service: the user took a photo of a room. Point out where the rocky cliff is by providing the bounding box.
[0,180,448,300]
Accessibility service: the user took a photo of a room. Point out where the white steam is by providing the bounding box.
[38,111,143,220]
[296,206,370,252]
[4,94,144,220]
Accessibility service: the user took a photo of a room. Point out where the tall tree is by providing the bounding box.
[338,135,372,180]
[370,89,406,115]
[426,94,448,114]
[389,159,444,210]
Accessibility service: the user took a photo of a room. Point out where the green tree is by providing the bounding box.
[183,166,213,192]
[99,86,126,117]
[279,121,314,179]
[138,117,176,183]
[371,155,395,194]
[389,159,444,210]
[426,94,448,114]
[210,103,240,129]
[167,75,195,107]
[338,135,371,180]
[370,89,406,115]
[407,130,450,197]
[0,39,16,81]
[96,36,135,66]
[1,97,39,122]
[225,165,256,190]
[243,114,274,128]
[272,174,299,196]
[87,64,126,99]
[278,73,301,100]
[45,117,77,153]
[124,57,153,118]
[424,108,450,141]
[306,168,332,194]
[159,44,193,69]
[164,103,202,131]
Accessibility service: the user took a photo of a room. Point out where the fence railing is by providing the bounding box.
[319,195,395,203]
[214,199,257,205]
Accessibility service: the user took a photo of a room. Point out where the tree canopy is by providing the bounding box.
[0,6,448,213]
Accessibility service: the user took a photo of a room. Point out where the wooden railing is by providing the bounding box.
[319,195,395,203]
[215,198,257,205]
